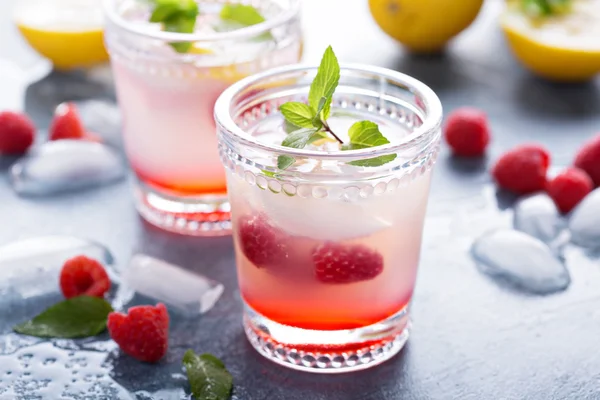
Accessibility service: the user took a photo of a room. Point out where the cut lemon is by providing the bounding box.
[14,0,109,70]
[501,0,600,82]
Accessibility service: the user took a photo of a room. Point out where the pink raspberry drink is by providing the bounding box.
[103,0,302,235]
[216,56,442,372]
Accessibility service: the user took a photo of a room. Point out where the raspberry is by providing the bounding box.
[0,111,35,154]
[237,214,287,268]
[574,134,600,187]
[312,242,384,284]
[49,102,86,141]
[444,107,490,157]
[546,167,593,214]
[107,303,169,363]
[492,144,551,194]
[59,255,111,299]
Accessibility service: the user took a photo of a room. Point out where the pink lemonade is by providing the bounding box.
[103,0,302,234]
[216,63,442,372]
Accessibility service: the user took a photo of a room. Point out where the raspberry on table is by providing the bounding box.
[108,303,169,363]
[59,255,111,299]
[492,144,551,194]
[444,107,490,157]
[312,242,384,284]
[0,111,36,155]
[49,103,86,141]
[237,214,288,268]
[574,134,600,187]
[546,167,593,214]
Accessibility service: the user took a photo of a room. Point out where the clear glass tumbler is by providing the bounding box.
[215,63,442,372]
[103,0,302,236]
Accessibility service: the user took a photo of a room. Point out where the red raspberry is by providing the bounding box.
[237,214,288,268]
[546,167,593,214]
[107,303,169,363]
[574,134,600,187]
[312,243,384,284]
[49,102,86,141]
[59,255,111,299]
[0,111,35,154]
[444,107,490,157]
[492,144,551,194]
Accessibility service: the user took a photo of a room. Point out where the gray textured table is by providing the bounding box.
[1,1,600,399]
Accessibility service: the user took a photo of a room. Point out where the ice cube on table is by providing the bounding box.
[513,193,565,244]
[10,140,125,196]
[471,229,570,294]
[122,255,224,316]
[0,236,115,300]
[73,99,122,146]
[568,188,600,249]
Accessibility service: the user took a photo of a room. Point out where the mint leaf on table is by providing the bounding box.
[13,296,113,339]
[308,46,340,120]
[183,350,233,400]
[344,121,397,167]
[149,0,199,53]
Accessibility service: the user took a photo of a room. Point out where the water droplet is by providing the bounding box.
[10,140,125,196]
[569,188,600,248]
[471,229,570,294]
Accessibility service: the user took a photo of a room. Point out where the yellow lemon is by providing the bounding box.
[14,0,109,70]
[368,0,484,53]
[501,0,600,82]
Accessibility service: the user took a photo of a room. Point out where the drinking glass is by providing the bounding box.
[215,63,442,372]
[103,0,302,236]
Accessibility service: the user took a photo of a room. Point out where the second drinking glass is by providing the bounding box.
[103,0,302,235]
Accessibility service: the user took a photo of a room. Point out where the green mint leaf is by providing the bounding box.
[521,0,552,16]
[262,170,276,177]
[312,96,327,126]
[183,350,233,400]
[277,155,295,170]
[150,3,180,22]
[13,296,113,339]
[308,46,340,119]
[220,4,265,25]
[280,102,315,129]
[281,128,320,148]
[345,121,397,167]
[284,120,299,134]
[148,0,199,53]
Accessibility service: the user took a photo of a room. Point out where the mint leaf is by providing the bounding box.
[344,121,397,167]
[281,128,320,148]
[521,0,571,16]
[308,46,340,119]
[148,0,199,53]
[14,296,113,339]
[277,155,295,170]
[183,350,233,400]
[280,102,315,129]
[220,4,265,25]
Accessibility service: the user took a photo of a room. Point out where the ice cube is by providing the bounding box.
[513,193,566,244]
[122,255,224,316]
[0,235,115,300]
[568,188,600,248]
[73,99,122,146]
[471,229,570,294]
[10,140,125,196]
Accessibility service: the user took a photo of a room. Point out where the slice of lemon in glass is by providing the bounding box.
[13,0,109,70]
[501,0,600,82]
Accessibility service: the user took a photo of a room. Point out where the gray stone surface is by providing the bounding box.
[1,1,600,399]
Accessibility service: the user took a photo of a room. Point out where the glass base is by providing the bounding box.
[243,302,410,373]
[134,181,232,236]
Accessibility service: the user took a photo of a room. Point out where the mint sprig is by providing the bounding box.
[275,46,396,170]
[521,0,572,17]
[149,0,199,53]
[13,296,113,339]
[219,4,272,41]
[183,350,233,400]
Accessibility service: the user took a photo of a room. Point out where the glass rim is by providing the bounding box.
[102,0,302,43]
[215,63,443,160]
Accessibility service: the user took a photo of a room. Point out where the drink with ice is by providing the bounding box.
[103,0,302,235]
[216,48,442,372]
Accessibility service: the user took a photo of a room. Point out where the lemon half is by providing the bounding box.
[501,0,600,82]
[14,0,109,70]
